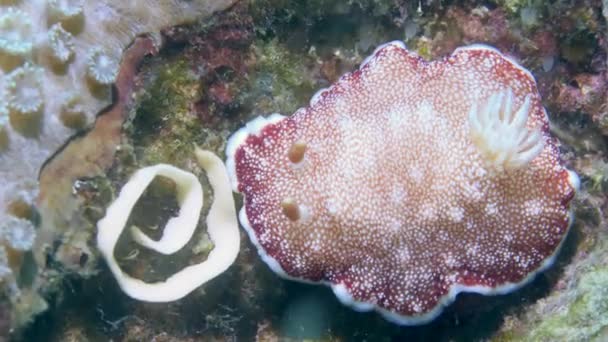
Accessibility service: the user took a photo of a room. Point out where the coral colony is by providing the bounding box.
[0,0,234,328]
[225,41,579,324]
[0,0,235,219]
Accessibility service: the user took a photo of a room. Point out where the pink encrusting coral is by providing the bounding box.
[226,41,579,324]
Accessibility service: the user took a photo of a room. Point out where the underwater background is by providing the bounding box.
[0,0,607,341]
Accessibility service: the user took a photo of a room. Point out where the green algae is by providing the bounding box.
[494,0,543,15]
[248,39,316,115]
[510,267,608,342]
[492,229,608,342]
[128,58,207,167]
[588,162,608,194]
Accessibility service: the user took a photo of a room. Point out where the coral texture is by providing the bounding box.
[0,0,236,334]
[0,0,237,200]
[226,42,579,324]
[0,0,237,227]
[0,216,36,290]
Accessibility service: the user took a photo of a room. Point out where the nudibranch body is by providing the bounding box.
[226,41,578,324]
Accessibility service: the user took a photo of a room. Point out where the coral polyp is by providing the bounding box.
[468,89,544,171]
[47,23,75,63]
[87,48,119,84]
[47,0,84,20]
[1,216,36,252]
[0,7,33,56]
[6,64,44,114]
[0,216,36,295]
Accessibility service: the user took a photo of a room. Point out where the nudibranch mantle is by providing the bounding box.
[226,41,578,325]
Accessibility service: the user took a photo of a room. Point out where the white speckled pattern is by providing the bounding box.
[226,41,578,325]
